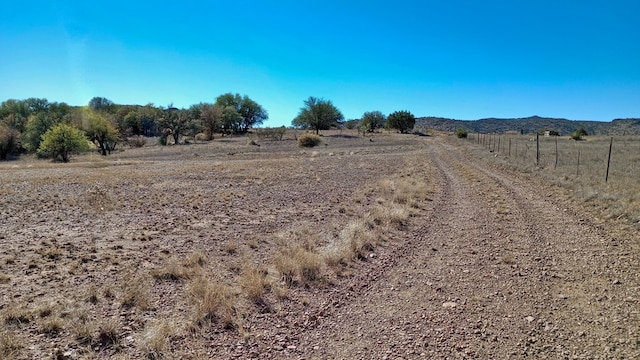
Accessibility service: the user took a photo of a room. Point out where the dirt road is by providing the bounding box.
[267,137,639,359]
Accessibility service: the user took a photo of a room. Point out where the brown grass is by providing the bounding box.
[139,320,172,359]
[469,134,640,223]
[0,329,22,359]
[0,130,431,357]
[239,263,270,306]
[120,273,151,310]
[188,274,237,330]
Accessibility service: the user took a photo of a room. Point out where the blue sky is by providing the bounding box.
[1,1,638,126]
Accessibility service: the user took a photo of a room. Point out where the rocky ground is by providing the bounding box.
[0,132,638,359]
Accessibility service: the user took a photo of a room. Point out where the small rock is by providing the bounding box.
[442,302,457,308]
[613,279,621,285]
[525,316,535,323]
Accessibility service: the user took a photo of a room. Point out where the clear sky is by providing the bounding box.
[1,1,638,126]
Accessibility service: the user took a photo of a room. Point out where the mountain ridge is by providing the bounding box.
[415,115,640,135]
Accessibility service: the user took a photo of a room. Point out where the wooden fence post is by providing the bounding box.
[606,137,613,183]
[536,133,540,166]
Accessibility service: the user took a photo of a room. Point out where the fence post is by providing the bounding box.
[536,133,540,166]
[606,137,613,183]
[554,136,558,169]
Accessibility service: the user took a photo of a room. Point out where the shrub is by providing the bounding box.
[37,124,90,162]
[0,125,19,160]
[571,127,588,140]
[129,136,146,147]
[455,128,468,138]
[297,133,322,147]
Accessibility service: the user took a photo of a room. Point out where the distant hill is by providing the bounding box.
[415,116,640,135]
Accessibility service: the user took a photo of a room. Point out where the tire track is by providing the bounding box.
[283,136,639,359]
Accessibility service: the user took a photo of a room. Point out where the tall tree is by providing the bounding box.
[215,93,268,133]
[88,97,115,113]
[0,99,31,133]
[82,109,120,155]
[157,106,192,145]
[292,97,344,134]
[386,110,416,134]
[199,103,223,140]
[238,96,268,132]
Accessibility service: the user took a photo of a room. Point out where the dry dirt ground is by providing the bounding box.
[0,131,638,359]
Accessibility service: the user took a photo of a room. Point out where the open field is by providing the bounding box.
[0,130,638,359]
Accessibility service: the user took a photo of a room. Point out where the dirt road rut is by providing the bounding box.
[290,137,639,359]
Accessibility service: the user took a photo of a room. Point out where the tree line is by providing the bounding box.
[0,93,269,161]
[0,94,416,162]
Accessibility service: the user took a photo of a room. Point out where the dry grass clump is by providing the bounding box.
[0,273,9,284]
[184,250,207,268]
[368,203,410,230]
[120,273,151,310]
[274,243,324,287]
[139,320,172,359]
[323,218,377,266]
[151,258,193,281]
[40,317,63,336]
[3,306,31,326]
[239,264,270,306]
[188,275,237,330]
[0,329,22,359]
[297,133,322,147]
[97,317,121,348]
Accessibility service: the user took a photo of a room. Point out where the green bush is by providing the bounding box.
[297,133,322,147]
[37,123,90,162]
[455,128,468,138]
[571,127,588,140]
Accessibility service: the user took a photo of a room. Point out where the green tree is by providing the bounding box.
[88,97,115,113]
[157,106,193,145]
[220,106,242,135]
[38,124,90,162]
[0,125,20,160]
[360,111,386,134]
[238,96,268,132]
[386,110,416,134]
[199,103,223,140]
[0,99,30,133]
[82,109,120,155]
[24,112,61,151]
[292,97,344,134]
[215,93,268,133]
